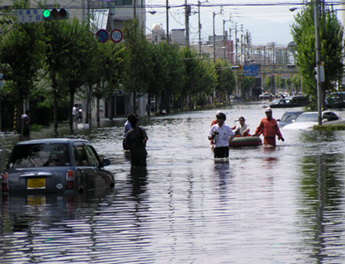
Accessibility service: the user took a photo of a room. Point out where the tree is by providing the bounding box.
[148,42,185,112]
[122,19,153,113]
[291,4,344,109]
[0,22,45,133]
[214,60,236,102]
[91,42,125,126]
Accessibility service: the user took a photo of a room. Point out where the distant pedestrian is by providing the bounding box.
[146,103,150,116]
[124,114,148,167]
[253,107,284,147]
[22,109,31,138]
[72,105,78,120]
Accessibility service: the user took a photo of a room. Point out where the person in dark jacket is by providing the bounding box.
[124,114,148,167]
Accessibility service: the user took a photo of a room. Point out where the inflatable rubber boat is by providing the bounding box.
[229,136,262,147]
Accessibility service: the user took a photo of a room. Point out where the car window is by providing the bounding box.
[73,143,100,167]
[282,113,299,122]
[73,144,90,166]
[84,144,100,167]
[323,112,339,121]
[296,113,318,122]
[8,143,70,168]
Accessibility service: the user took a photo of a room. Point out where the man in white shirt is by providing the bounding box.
[208,112,235,158]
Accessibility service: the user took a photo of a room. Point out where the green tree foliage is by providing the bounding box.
[91,42,125,126]
[122,19,153,113]
[214,59,236,101]
[0,22,45,133]
[180,47,217,109]
[148,42,185,113]
[239,76,255,99]
[291,4,344,109]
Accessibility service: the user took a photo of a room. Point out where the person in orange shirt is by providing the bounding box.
[253,107,284,147]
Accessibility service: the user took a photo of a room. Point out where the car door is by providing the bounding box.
[73,142,113,192]
[83,144,114,189]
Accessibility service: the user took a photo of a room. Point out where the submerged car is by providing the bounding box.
[2,138,114,194]
[283,111,339,130]
[277,111,304,127]
[269,98,295,108]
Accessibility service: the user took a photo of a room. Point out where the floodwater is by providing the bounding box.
[2,102,345,263]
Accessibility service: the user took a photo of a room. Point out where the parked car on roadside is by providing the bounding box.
[269,98,295,108]
[283,111,339,130]
[2,138,114,194]
[230,95,243,103]
[285,95,309,106]
[277,111,304,127]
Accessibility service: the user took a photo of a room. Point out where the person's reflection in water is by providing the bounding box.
[130,167,148,198]
[213,162,231,201]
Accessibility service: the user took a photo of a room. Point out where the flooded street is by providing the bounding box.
[2,102,345,263]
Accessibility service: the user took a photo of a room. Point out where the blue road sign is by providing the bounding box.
[96,29,109,43]
[243,65,258,76]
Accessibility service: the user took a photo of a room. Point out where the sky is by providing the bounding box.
[145,0,344,47]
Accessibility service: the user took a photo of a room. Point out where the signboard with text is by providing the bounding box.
[243,65,258,76]
[17,9,42,23]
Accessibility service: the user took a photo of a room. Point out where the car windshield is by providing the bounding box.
[281,112,302,122]
[270,99,279,104]
[8,143,70,168]
[295,113,318,122]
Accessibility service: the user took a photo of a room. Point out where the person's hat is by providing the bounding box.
[265,107,272,113]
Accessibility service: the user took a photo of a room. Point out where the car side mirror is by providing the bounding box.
[277,119,281,121]
[101,158,111,167]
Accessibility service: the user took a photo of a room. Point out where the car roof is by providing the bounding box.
[15,138,88,145]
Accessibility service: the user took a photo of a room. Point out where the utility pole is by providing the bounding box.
[198,1,202,54]
[313,0,322,125]
[185,0,190,47]
[166,0,169,42]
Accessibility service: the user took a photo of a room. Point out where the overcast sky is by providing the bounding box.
[145,0,342,47]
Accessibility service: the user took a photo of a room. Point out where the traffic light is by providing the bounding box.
[314,65,325,83]
[231,66,239,70]
[42,8,69,21]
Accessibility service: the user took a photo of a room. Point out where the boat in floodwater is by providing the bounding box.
[229,136,262,147]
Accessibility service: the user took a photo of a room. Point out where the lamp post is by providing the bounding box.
[313,0,322,125]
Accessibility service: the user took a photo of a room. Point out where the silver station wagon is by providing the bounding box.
[2,138,114,194]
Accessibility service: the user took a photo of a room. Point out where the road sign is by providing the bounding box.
[243,65,258,76]
[17,9,42,23]
[96,29,109,43]
[110,29,123,43]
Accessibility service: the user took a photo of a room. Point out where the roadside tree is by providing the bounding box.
[291,5,344,109]
[0,20,45,133]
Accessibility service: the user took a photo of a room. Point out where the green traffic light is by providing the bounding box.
[42,9,51,18]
